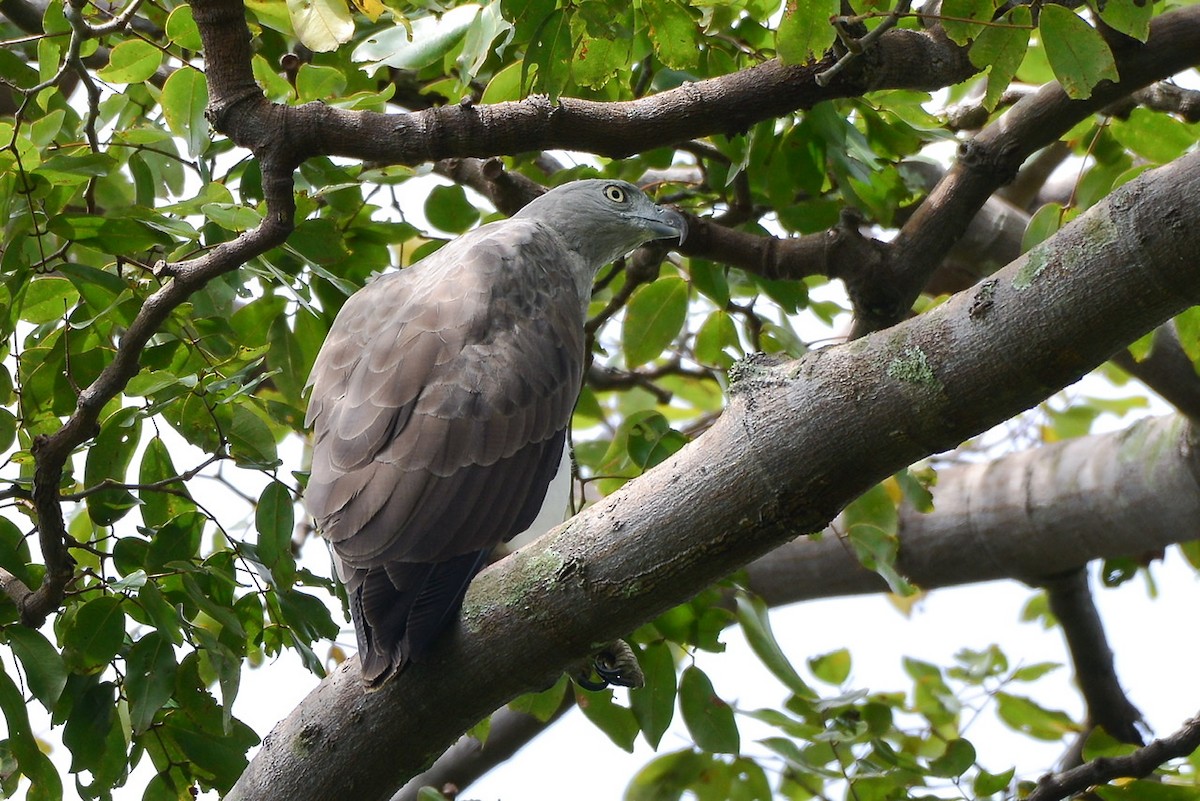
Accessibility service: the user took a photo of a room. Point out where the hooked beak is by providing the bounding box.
[634,206,689,248]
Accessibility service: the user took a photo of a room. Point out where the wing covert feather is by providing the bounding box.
[306,219,586,568]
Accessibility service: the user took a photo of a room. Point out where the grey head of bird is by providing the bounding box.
[513,179,688,271]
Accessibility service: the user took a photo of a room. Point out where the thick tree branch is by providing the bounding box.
[744,414,1200,605]
[851,5,1200,335]
[188,0,975,168]
[1024,712,1200,801]
[434,157,547,215]
[229,147,1200,801]
[400,408,1200,798]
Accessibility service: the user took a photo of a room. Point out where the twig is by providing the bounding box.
[817,0,913,87]
[1043,569,1145,768]
[1025,712,1200,801]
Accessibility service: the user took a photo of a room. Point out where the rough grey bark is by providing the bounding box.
[745,414,1200,605]
[228,148,1200,801]
[397,412,1199,800]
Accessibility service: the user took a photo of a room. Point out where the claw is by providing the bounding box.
[570,640,645,691]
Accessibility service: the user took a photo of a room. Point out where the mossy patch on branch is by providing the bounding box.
[886,346,939,389]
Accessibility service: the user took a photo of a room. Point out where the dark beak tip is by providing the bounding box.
[669,209,689,248]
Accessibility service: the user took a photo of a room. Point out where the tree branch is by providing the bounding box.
[744,413,1200,604]
[1044,569,1145,765]
[851,5,1200,335]
[14,0,298,626]
[392,694,574,801]
[189,0,975,168]
[1025,712,1200,801]
[392,409,1200,800]
[229,147,1200,801]
[1110,323,1200,423]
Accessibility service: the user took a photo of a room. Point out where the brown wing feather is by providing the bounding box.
[305,220,586,681]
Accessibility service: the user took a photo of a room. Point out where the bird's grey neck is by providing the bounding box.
[529,221,620,310]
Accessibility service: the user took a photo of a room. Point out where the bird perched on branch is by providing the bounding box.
[305,179,687,688]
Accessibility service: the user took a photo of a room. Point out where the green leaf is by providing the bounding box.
[1039,5,1118,101]
[629,641,677,749]
[1097,0,1152,43]
[1082,727,1140,761]
[940,0,991,45]
[145,512,205,572]
[1180,539,1200,572]
[160,711,259,794]
[1010,661,1061,682]
[0,660,63,801]
[735,593,814,698]
[275,586,340,644]
[63,595,126,672]
[508,675,569,721]
[688,260,729,306]
[59,262,130,318]
[642,0,699,71]
[161,67,210,157]
[256,481,296,585]
[1022,202,1066,252]
[7,627,68,710]
[625,748,707,801]
[165,4,204,50]
[694,310,740,368]
[973,766,1015,796]
[808,648,851,685]
[126,632,179,733]
[524,8,572,98]
[425,184,481,234]
[202,202,263,232]
[970,6,1032,110]
[573,31,629,89]
[928,737,976,777]
[1094,781,1200,801]
[290,217,351,263]
[624,412,687,469]
[776,0,837,65]
[576,686,640,752]
[623,276,689,368]
[1110,108,1199,165]
[0,519,36,590]
[37,152,120,187]
[287,0,354,52]
[138,436,195,529]
[353,5,481,71]
[84,406,142,527]
[62,680,117,774]
[678,666,739,754]
[97,39,163,84]
[459,0,514,79]
[905,657,958,726]
[138,581,185,646]
[19,276,79,324]
[482,61,524,103]
[295,63,348,102]
[228,405,280,467]
[847,522,915,596]
[994,692,1079,740]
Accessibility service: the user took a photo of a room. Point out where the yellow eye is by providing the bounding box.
[603,184,627,203]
